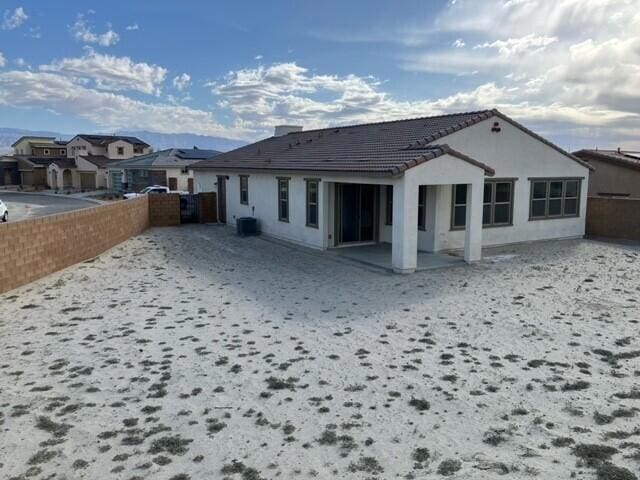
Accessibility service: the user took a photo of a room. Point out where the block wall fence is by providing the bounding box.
[0,197,151,294]
[586,197,640,241]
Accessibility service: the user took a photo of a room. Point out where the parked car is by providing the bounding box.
[0,199,7,222]
[124,185,187,199]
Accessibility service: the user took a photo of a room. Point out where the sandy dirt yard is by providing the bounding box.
[1,225,639,480]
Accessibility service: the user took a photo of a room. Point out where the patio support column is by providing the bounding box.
[391,178,418,273]
[464,180,483,263]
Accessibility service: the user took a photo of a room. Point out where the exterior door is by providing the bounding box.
[187,178,194,194]
[216,175,227,223]
[168,177,178,191]
[80,172,96,190]
[336,184,377,244]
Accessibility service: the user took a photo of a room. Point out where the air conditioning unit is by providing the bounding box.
[236,217,258,237]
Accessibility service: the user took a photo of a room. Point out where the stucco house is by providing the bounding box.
[107,148,220,193]
[573,148,640,198]
[47,134,151,191]
[192,110,592,273]
[1,136,68,188]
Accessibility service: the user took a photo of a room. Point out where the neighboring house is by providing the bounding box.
[10,136,67,156]
[0,136,68,187]
[46,134,152,191]
[192,109,592,273]
[573,148,640,198]
[66,134,151,160]
[108,148,220,193]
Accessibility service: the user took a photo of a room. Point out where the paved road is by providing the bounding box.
[0,192,96,222]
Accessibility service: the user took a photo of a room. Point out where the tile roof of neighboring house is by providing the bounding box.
[79,155,120,168]
[12,155,66,167]
[108,148,220,169]
[10,136,56,147]
[30,142,67,149]
[55,140,69,146]
[74,134,150,147]
[193,109,591,175]
[573,149,640,172]
[50,158,77,169]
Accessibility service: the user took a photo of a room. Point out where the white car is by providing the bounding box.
[0,199,7,222]
[124,185,186,199]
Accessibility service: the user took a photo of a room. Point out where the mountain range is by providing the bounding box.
[0,127,247,154]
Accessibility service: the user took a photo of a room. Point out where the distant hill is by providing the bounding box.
[0,127,246,154]
[0,128,71,154]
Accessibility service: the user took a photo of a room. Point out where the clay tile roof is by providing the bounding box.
[75,134,150,147]
[79,155,120,168]
[573,149,640,172]
[193,109,589,175]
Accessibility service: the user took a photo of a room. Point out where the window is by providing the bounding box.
[117,146,124,155]
[306,179,319,228]
[60,149,66,155]
[385,185,393,225]
[278,178,289,222]
[483,181,513,226]
[451,184,468,228]
[239,175,249,204]
[418,185,427,230]
[452,180,514,229]
[530,179,580,219]
[134,147,143,154]
[44,149,50,155]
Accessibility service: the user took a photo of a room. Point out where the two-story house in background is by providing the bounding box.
[0,136,68,188]
[48,134,151,191]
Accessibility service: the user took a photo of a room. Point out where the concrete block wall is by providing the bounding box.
[0,196,149,294]
[148,194,181,227]
[586,197,640,241]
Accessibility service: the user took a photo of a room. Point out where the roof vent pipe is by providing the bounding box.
[274,125,303,137]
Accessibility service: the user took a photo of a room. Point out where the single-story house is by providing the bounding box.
[192,109,592,273]
[573,148,640,198]
[108,148,220,193]
[10,155,66,188]
[47,154,119,191]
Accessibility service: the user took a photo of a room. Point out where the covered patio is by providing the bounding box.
[331,243,464,272]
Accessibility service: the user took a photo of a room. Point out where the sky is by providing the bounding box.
[0,0,638,150]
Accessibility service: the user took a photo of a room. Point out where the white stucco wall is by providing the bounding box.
[195,171,327,249]
[426,118,590,251]
[67,137,105,158]
[165,167,193,192]
[193,118,590,254]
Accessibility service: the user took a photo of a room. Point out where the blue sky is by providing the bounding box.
[0,0,638,150]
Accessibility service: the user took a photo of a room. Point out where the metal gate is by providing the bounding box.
[180,194,200,223]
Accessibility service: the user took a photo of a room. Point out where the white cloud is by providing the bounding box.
[452,38,465,48]
[172,73,191,91]
[398,0,640,142]
[0,52,5,68]
[0,70,245,138]
[473,34,557,57]
[70,14,119,47]
[40,51,167,95]
[126,23,139,31]
[254,55,263,60]
[2,7,28,30]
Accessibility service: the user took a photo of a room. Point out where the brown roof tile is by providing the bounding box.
[193,109,590,175]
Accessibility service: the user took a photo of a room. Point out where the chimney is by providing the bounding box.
[274,125,303,137]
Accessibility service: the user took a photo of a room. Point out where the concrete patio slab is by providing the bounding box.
[330,242,464,272]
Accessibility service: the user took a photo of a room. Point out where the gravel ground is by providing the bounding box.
[0,192,95,222]
[1,225,639,480]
